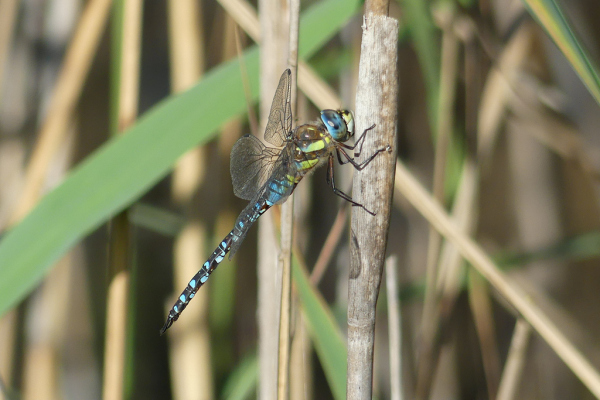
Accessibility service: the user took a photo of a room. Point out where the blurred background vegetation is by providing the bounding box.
[1,0,600,399]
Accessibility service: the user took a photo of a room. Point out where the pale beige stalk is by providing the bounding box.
[258,0,289,396]
[103,1,143,400]
[165,0,213,398]
[347,12,399,400]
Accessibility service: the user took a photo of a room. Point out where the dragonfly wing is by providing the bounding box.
[230,146,297,258]
[230,134,280,201]
[264,69,292,147]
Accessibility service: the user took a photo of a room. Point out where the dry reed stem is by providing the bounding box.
[310,206,348,285]
[347,13,398,400]
[103,268,130,400]
[167,0,204,94]
[166,0,213,398]
[0,0,19,98]
[0,310,15,393]
[365,0,389,19]
[258,0,289,396]
[416,10,459,397]
[290,312,311,400]
[217,0,340,109]
[116,0,142,130]
[22,253,74,400]
[468,271,501,399]
[461,20,504,400]
[8,0,112,226]
[385,256,403,400]
[277,0,300,396]
[278,181,294,400]
[496,319,532,400]
[394,160,600,399]
[477,22,535,164]
[257,207,280,400]
[103,1,142,399]
[0,371,7,399]
[422,10,458,321]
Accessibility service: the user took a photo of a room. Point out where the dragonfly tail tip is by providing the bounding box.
[160,319,172,335]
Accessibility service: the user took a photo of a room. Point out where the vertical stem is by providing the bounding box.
[0,0,19,98]
[364,0,389,19]
[277,0,300,393]
[415,11,460,399]
[103,1,142,399]
[385,256,403,400]
[258,0,288,398]
[277,207,293,400]
[496,319,531,400]
[347,12,398,400]
[166,0,212,398]
[468,270,501,400]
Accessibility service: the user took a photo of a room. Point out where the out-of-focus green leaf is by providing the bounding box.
[221,353,258,400]
[397,0,440,123]
[524,0,600,105]
[0,0,362,318]
[293,257,347,400]
[498,230,600,267]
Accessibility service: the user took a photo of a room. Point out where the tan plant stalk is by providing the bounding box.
[103,1,142,399]
[347,8,399,400]
[257,0,289,396]
[165,0,212,398]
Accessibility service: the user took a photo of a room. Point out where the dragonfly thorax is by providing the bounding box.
[292,124,332,163]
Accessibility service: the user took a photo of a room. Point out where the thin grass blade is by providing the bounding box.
[524,0,600,105]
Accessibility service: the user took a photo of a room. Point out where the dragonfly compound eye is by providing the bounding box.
[320,109,350,142]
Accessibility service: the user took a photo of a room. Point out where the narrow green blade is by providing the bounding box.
[524,0,600,105]
[293,258,347,400]
[0,0,361,317]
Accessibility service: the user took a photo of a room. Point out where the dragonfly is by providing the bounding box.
[161,69,390,334]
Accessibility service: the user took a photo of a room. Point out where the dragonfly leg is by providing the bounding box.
[327,156,376,216]
[336,144,390,171]
[338,124,376,157]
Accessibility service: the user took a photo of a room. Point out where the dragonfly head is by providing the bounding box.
[321,109,355,142]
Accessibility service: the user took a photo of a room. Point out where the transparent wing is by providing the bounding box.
[264,69,292,147]
[229,146,297,258]
[230,134,281,201]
